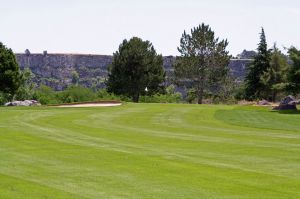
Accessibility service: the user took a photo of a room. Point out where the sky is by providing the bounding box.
[0,0,299,56]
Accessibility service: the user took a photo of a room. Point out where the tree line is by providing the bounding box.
[243,28,300,102]
[0,23,299,105]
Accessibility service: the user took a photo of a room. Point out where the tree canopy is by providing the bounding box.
[174,23,230,104]
[287,47,300,95]
[260,44,289,101]
[244,28,271,100]
[0,42,21,100]
[107,37,165,102]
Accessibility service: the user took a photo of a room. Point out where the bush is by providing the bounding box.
[96,89,120,101]
[139,85,182,103]
[33,85,59,105]
[15,68,36,101]
[140,93,182,103]
[0,92,10,105]
[186,88,197,103]
[57,85,96,103]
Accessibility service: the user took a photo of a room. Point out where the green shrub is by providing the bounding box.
[15,68,36,101]
[139,85,182,103]
[0,92,9,105]
[96,89,121,101]
[33,85,58,105]
[186,88,197,103]
[140,93,182,103]
[57,85,96,103]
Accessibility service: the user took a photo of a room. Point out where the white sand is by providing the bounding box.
[57,103,122,107]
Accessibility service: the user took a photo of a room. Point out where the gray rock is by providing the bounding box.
[281,95,295,104]
[4,100,41,107]
[257,100,271,105]
[273,95,297,110]
[291,100,300,105]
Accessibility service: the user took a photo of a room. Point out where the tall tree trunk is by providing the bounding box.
[272,91,277,102]
[196,74,205,104]
[132,93,140,103]
[197,87,204,104]
[197,80,204,104]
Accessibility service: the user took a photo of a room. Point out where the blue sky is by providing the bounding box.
[1,0,299,56]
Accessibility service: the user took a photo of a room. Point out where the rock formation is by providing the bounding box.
[257,100,271,106]
[5,100,41,106]
[273,95,298,110]
[15,52,253,90]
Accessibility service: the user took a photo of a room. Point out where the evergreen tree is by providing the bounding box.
[15,67,36,100]
[287,47,300,95]
[174,23,230,104]
[260,44,289,101]
[107,37,165,102]
[0,42,21,100]
[71,70,80,85]
[244,28,271,100]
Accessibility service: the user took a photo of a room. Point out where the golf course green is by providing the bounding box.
[0,103,299,199]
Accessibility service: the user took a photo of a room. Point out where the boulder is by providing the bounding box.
[257,100,271,106]
[4,100,41,107]
[281,95,295,104]
[273,95,297,110]
[292,100,300,105]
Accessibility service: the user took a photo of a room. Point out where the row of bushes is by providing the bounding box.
[0,67,240,105]
[33,85,122,105]
[0,84,183,105]
[1,81,241,105]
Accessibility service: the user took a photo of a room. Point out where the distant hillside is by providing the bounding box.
[15,52,253,90]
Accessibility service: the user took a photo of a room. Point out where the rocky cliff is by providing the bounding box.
[15,52,252,90]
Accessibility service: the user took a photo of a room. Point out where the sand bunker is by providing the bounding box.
[56,102,122,108]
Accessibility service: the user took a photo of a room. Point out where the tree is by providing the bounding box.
[287,47,300,95]
[33,84,58,105]
[174,23,230,104]
[15,67,36,100]
[244,28,271,100]
[0,42,21,100]
[107,37,165,102]
[71,70,79,85]
[58,85,96,103]
[260,44,289,101]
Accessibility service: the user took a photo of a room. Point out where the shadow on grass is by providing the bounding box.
[273,109,300,114]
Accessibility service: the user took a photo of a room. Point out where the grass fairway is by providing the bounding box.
[0,103,300,199]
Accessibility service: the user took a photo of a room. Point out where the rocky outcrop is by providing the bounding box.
[257,100,271,106]
[237,50,257,59]
[273,95,298,110]
[15,52,253,90]
[229,59,253,83]
[16,53,111,90]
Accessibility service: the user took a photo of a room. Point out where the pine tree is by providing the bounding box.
[244,28,271,100]
[287,47,300,95]
[107,37,165,102]
[174,23,230,104]
[260,44,289,101]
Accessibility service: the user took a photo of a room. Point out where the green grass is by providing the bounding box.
[0,103,300,199]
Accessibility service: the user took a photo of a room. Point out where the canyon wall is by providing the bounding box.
[15,52,252,90]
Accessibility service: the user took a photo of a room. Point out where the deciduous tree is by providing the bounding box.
[0,42,21,100]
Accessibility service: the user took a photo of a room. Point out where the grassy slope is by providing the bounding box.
[0,104,299,199]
